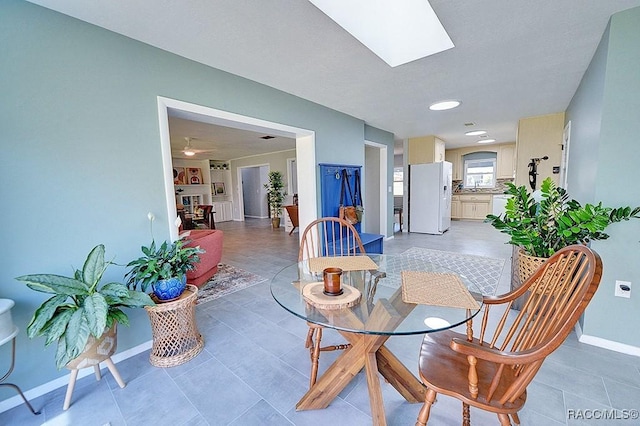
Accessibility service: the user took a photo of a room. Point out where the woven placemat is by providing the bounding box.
[308,256,378,273]
[401,271,480,309]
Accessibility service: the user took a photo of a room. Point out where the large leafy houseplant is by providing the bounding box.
[264,171,287,221]
[16,245,154,369]
[485,177,640,258]
[125,238,203,299]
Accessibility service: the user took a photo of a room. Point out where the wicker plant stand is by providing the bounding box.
[145,285,204,368]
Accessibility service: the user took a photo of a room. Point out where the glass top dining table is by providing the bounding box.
[270,254,484,336]
[270,254,485,426]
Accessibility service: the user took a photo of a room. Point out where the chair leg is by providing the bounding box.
[462,402,470,426]
[415,388,437,426]
[511,412,520,425]
[63,369,79,410]
[309,327,322,387]
[498,413,512,426]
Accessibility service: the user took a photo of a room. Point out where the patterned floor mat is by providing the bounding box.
[379,248,506,296]
[197,264,267,304]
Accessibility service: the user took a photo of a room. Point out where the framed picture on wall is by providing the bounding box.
[173,167,186,185]
[213,182,226,195]
[187,167,203,184]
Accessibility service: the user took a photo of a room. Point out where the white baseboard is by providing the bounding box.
[0,340,152,414]
[574,324,640,357]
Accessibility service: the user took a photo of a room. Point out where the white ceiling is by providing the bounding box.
[28,0,640,158]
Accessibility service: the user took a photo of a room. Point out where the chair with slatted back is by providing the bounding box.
[415,245,603,426]
[298,217,365,387]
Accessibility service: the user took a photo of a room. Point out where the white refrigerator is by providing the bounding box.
[408,161,452,234]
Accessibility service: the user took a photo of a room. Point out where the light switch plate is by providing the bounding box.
[615,280,631,298]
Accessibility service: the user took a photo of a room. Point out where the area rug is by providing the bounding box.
[197,263,267,304]
[380,248,506,296]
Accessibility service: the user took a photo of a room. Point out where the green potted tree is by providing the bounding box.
[125,239,204,301]
[485,177,640,282]
[264,170,287,229]
[15,245,154,370]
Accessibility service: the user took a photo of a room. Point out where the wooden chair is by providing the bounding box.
[298,217,365,387]
[285,205,299,235]
[415,245,602,426]
[193,205,214,229]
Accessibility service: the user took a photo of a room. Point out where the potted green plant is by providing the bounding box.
[485,177,640,281]
[264,170,287,229]
[15,245,154,369]
[125,239,204,301]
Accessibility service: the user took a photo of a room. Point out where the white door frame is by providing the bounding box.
[560,120,571,190]
[157,96,316,241]
[364,140,389,237]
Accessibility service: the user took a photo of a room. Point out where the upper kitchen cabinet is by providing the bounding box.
[445,149,462,180]
[497,143,516,179]
[406,135,445,164]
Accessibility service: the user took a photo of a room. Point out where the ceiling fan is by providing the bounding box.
[180,137,216,157]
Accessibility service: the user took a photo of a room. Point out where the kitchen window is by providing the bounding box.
[463,152,496,188]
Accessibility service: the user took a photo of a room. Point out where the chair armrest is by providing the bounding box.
[482,279,536,305]
[450,337,546,365]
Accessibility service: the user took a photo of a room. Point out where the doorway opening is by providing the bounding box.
[157,97,317,241]
[364,141,389,237]
[238,164,270,219]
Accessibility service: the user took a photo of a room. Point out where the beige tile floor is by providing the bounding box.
[2,219,639,425]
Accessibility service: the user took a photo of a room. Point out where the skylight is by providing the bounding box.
[308,0,454,67]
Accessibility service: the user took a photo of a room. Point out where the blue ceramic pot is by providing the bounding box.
[153,275,187,301]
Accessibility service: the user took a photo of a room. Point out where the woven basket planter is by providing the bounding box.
[518,248,578,283]
[517,250,548,284]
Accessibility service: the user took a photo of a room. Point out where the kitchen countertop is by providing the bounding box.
[453,191,506,195]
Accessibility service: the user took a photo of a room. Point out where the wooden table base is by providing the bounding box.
[296,299,426,426]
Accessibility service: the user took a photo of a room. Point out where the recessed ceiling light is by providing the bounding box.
[465,130,487,136]
[477,139,496,144]
[309,0,454,67]
[429,100,461,111]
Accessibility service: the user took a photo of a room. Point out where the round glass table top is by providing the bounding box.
[270,254,484,336]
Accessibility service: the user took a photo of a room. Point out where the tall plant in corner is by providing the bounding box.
[264,170,287,228]
[485,177,640,258]
[16,245,154,369]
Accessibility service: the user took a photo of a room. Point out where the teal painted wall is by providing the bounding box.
[0,0,392,397]
[566,7,640,347]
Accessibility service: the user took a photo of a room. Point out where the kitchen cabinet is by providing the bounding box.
[213,201,233,222]
[451,195,461,219]
[407,135,445,164]
[459,194,492,220]
[497,144,516,179]
[445,149,462,180]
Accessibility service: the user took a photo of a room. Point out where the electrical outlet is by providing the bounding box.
[614,280,631,298]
